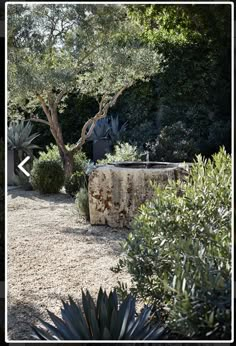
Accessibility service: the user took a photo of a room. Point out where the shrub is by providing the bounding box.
[38,144,88,172]
[98,142,141,164]
[65,171,86,197]
[38,143,61,164]
[146,121,196,162]
[74,151,89,172]
[75,187,90,221]
[32,287,167,340]
[120,147,231,339]
[30,160,64,194]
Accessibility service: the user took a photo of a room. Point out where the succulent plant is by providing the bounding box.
[32,288,166,340]
[87,118,110,142]
[109,115,128,143]
[87,116,127,144]
[7,120,40,160]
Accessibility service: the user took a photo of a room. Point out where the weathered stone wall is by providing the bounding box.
[88,164,189,228]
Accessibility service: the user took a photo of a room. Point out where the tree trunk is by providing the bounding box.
[63,151,74,178]
[58,146,66,167]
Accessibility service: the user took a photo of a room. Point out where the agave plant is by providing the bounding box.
[87,118,110,142]
[7,120,40,161]
[109,115,127,144]
[32,288,166,340]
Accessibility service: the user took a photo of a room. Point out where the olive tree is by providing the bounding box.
[8,4,161,176]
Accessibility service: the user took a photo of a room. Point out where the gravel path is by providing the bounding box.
[7,188,131,341]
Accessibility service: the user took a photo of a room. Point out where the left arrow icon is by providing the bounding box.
[17,156,31,177]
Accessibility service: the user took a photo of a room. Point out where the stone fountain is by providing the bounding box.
[88,161,189,228]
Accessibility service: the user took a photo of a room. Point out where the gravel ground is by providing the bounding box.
[7,188,131,341]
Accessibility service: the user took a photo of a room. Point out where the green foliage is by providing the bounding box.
[7,120,40,161]
[75,187,90,221]
[8,4,161,115]
[32,287,166,340]
[73,151,89,172]
[38,144,88,171]
[128,5,231,158]
[98,142,141,164]
[30,160,65,194]
[38,144,62,164]
[88,118,110,141]
[87,115,127,145]
[111,80,159,149]
[109,115,128,144]
[147,121,196,162]
[65,172,86,197]
[121,148,231,339]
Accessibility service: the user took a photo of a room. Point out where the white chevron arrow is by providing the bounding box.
[17,156,31,177]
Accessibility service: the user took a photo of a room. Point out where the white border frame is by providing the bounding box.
[4,1,235,343]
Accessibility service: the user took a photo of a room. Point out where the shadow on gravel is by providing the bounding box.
[7,300,45,341]
[8,188,74,205]
[61,226,128,255]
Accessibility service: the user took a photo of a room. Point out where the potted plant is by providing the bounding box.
[87,116,127,162]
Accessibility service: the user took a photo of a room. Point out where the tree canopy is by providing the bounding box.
[8,4,161,107]
[8,3,232,167]
[8,4,161,175]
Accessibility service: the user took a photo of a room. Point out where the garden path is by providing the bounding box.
[7,188,131,340]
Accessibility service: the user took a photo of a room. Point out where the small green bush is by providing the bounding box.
[75,187,90,220]
[38,144,61,164]
[38,144,88,172]
[121,147,231,339]
[147,121,196,162]
[65,171,86,197]
[98,142,141,164]
[30,160,64,194]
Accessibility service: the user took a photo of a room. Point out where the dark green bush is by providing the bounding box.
[65,171,86,197]
[30,160,64,194]
[121,147,231,339]
[147,121,196,162]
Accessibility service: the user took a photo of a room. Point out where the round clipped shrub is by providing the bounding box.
[65,171,86,197]
[30,160,64,194]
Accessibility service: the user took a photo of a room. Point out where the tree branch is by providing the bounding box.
[29,118,50,126]
[54,89,67,109]
[71,83,131,153]
[36,94,52,121]
[77,44,103,68]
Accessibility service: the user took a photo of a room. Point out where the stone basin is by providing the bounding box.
[109,161,179,169]
[88,161,189,228]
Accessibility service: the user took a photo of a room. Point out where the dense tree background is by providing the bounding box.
[9,4,232,162]
[127,4,231,160]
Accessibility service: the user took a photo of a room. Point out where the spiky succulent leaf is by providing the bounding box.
[7,120,40,152]
[32,287,166,340]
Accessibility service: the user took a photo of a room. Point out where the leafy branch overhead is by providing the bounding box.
[8,4,161,176]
